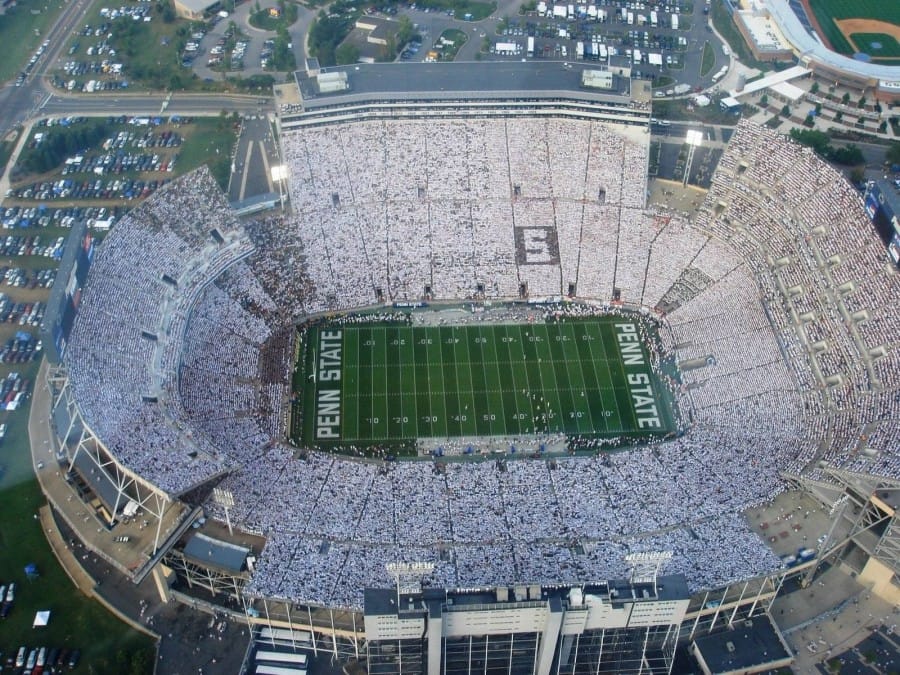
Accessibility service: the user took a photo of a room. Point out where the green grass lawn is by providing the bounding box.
[296,316,676,450]
[175,116,238,191]
[808,0,900,25]
[849,33,900,58]
[0,0,67,83]
[438,28,468,60]
[0,362,155,671]
[700,40,715,77]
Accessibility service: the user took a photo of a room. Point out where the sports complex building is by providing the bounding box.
[34,61,900,673]
[725,0,900,101]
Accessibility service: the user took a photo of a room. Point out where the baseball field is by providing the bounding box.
[807,0,900,61]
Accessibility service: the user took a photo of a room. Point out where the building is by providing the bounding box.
[690,616,793,674]
[172,0,218,20]
[730,1,794,62]
[280,61,650,131]
[761,0,900,102]
[864,180,900,269]
[364,575,691,675]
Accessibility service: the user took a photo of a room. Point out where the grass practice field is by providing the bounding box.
[294,316,677,452]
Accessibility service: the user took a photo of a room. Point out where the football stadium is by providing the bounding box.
[36,61,900,673]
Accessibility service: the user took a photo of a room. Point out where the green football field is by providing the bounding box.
[295,317,677,450]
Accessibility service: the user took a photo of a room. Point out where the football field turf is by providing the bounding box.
[296,317,676,449]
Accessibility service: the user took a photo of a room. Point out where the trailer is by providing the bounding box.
[258,628,313,646]
[627,11,633,24]
[632,48,641,64]
[650,10,657,26]
[255,667,306,675]
[671,13,678,30]
[567,3,574,19]
[256,652,308,667]
[576,41,584,58]
[527,36,535,56]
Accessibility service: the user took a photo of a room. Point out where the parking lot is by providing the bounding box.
[391,0,725,95]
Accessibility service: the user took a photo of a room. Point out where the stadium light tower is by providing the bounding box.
[683,129,703,188]
[386,561,435,604]
[625,551,673,595]
[271,164,289,211]
[213,488,235,536]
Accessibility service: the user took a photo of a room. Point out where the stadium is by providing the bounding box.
[38,62,900,673]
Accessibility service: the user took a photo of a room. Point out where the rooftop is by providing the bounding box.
[173,0,218,13]
[692,616,792,672]
[295,61,636,108]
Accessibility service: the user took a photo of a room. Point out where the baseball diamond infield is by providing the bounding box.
[803,0,900,61]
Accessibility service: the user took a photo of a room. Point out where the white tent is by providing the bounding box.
[33,610,50,627]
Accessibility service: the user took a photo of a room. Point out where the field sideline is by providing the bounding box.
[294,316,677,452]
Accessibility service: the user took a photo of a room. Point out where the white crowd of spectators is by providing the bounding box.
[64,118,900,611]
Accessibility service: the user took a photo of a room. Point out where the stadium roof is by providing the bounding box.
[183,532,250,573]
[72,450,121,515]
[295,61,635,109]
[765,0,900,90]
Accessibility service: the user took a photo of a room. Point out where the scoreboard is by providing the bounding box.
[864,181,900,268]
[40,218,95,364]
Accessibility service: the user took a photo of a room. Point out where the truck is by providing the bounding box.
[527,36,535,56]
[671,13,678,30]
[627,11,634,24]
[650,10,657,26]
[620,7,627,21]
[711,65,728,83]
[576,41,584,58]
[674,83,691,95]
[567,3,574,19]
[633,48,641,64]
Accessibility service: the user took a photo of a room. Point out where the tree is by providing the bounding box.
[835,111,843,122]
[879,121,887,134]
[396,15,414,46]
[858,95,867,108]
[760,93,768,107]
[849,166,865,184]
[830,144,864,166]
[804,114,814,127]
[842,92,850,105]
[335,42,360,64]
[815,102,822,115]
[887,142,900,166]
[160,0,175,23]
[781,104,790,118]
[810,81,819,94]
